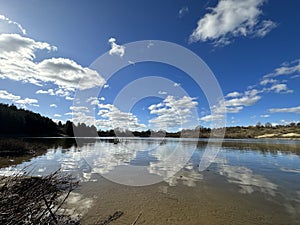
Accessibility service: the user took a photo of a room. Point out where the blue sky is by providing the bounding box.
[0,0,299,131]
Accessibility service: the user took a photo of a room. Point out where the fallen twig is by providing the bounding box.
[95,210,124,225]
[131,212,142,225]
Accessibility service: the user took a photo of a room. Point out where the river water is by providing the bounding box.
[0,138,299,224]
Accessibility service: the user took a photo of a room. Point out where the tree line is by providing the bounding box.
[1,103,299,138]
[0,103,97,137]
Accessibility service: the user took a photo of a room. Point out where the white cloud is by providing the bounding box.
[15,98,38,107]
[257,60,297,94]
[37,57,105,91]
[264,59,300,78]
[86,97,105,106]
[222,89,261,113]
[50,104,57,108]
[260,114,270,118]
[260,78,277,85]
[199,114,225,122]
[86,97,99,105]
[148,96,198,129]
[178,6,189,18]
[54,114,62,117]
[226,91,242,98]
[254,20,277,37]
[96,104,146,131]
[70,106,89,112]
[108,37,125,57]
[65,96,74,101]
[189,0,276,46]
[0,33,55,60]
[269,84,293,93]
[225,106,244,113]
[0,34,105,96]
[36,89,55,95]
[224,94,261,107]
[203,59,298,120]
[103,84,110,89]
[158,91,167,95]
[200,87,261,122]
[291,75,300,79]
[0,14,26,34]
[269,106,300,114]
[0,90,21,101]
[0,89,38,107]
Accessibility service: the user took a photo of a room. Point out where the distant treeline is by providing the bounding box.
[98,122,300,139]
[0,103,59,136]
[1,103,299,138]
[0,103,96,137]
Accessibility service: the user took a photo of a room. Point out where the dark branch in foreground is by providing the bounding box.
[0,170,79,225]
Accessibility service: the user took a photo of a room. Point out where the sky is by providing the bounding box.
[0,0,300,131]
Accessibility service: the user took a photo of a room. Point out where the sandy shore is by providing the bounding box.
[255,132,300,139]
[74,174,298,225]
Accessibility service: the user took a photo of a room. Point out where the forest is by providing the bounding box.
[0,103,96,137]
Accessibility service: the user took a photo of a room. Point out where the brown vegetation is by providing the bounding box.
[0,170,79,224]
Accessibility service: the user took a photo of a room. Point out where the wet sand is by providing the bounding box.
[75,173,297,225]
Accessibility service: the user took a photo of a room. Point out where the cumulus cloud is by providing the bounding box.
[258,60,300,94]
[108,37,125,57]
[269,106,300,114]
[201,59,298,122]
[0,90,38,107]
[36,89,55,96]
[0,14,26,34]
[0,34,105,97]
[148,96,198,129]
[0,90,21,101]
[217,89,261,114]
[70,106,89,112]
[269,84,293,94]
[86,97,105,106]
[200,88,261,122]
[226,91,242,98]
[224,93,261,107]
[67,103,141,131]
[96,103,146,131]
[15,98,38,107]
[199,114,225,122]
[50,104,57,108]
[189,0,276,46]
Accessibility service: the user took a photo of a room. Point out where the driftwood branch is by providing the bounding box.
[94,210,124,225]
[132,212,142,225]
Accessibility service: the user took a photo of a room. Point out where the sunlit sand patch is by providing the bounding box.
[255,133,278,138]
[282,133,300,137]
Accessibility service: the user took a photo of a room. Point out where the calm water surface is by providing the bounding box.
[1,138,299,225]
